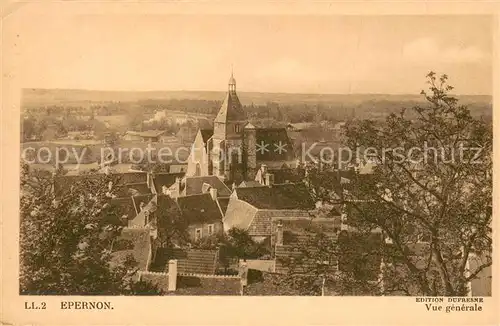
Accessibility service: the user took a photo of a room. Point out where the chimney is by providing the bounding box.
[170,177,181,198]
[265,173,274,186]
[168,259,177,291]
[239,260,248,288]
[161,185,169,195]
[139,201,145,211]
[276,220,283,246]
[209,187,218,201]
[261,164,268,175]
[201,183,211,194]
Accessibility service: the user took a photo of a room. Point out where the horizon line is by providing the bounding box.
[22,87,492,97]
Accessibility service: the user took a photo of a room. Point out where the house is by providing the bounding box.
[254,164,304,185]
[286,122,314,132]
[123,130,168,142]
[151,172,185,195]
[132,189,225,243]
[141,248,242,295]
[176,192,225,242]
[164,175,232,199]
[223,180,316,243]
[159,134,179,144]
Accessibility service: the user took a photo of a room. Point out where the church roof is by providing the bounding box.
[234,183,315,210]
[255,128,295,161]
[214,92,246,123]
[199,129,214,144]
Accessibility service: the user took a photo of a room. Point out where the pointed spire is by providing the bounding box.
[228,67,236,92]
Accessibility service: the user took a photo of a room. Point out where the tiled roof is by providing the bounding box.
[268,168,305,184]
[183,175,232,197]
[248,211,273,236]
[153,248,217,275]
[255,128,294,161]
[152,172,184,194]
[235,183,315,210]
[214,92,246,123]
[223,198,259,231]
[177,193,223,224]
[200,129,214,143]
[111,227,152,271]
[114,172,148,185]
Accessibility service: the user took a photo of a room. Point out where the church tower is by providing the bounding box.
[211,72,248,180]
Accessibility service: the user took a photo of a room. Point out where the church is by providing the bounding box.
[186,73,297,184]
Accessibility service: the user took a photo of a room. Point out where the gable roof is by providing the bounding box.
[177,193,223,224]
[234,183,315,210]
[223,198,259,231]
[214,92,246,123]
[183,175,232,197]
[129,195,158,227]
[200,129,214,144]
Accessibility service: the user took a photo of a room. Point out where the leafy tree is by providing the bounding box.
[223,228,269,259]
[154,197,189,248]
[301,72,492,296]
[20,165,162,295]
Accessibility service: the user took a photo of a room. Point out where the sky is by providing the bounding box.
[4,14,493,95]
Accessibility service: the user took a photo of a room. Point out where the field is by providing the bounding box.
[22,88,492,110]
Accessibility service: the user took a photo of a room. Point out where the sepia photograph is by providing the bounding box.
[2,3,498,325]
[16,13,493,297]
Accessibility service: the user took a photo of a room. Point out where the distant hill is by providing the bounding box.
[21,88,492,108]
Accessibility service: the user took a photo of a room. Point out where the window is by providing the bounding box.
[208,224,214,236]
[195,228,202,241]
[235,124,240,133]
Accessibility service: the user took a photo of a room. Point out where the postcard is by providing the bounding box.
[1,1,498,325]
